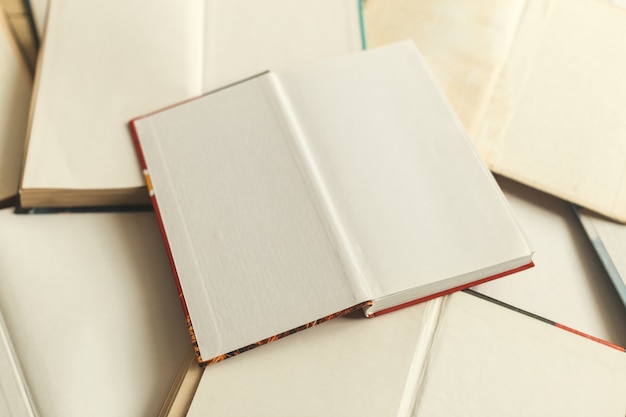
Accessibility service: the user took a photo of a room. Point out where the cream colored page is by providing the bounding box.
[22,0,203,190]
[475,177,626,347]
[0,12,31,203]
[477,0,626,222]
[133,76,365,361]
[202,0,362,90]
[0,310,36,417]
[363,0,527,137]
[187,302,430,417]
[276,42,531,298]
[0,209,190,417]
[413,292,626,416]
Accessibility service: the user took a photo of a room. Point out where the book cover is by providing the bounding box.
[130,42,533,365]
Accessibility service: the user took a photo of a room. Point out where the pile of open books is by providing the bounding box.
[1,1,626,416]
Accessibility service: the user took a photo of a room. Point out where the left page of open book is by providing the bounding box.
[0,9,31,207]
[0,208,191,417]
[19,0,362,209]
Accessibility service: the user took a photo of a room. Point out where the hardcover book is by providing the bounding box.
[365,0,626,222]
[19,0,363,209]
[130,42,533,365]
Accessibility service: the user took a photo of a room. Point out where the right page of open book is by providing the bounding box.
[474,0,626,222]
[275,42,531,301]
[411,292,626,416]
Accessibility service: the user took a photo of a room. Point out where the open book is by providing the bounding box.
[184,291,626,417]
[577,208,626,308]
[18,0,363,209]
[0,208,191,417]
[365,0,626,222]
[0,10,31,208]
[130,42,533,365]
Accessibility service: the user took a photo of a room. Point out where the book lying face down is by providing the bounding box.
[130,41,534,365]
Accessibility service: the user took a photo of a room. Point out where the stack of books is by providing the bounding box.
[1,1,626,416]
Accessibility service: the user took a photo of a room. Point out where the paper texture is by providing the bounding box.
[20,0,361,206]
[0,11,31,205]
[0,209,191,417]
[475,0,626,222]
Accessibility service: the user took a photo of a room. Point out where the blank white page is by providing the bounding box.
[133,75,366,362]
[0,13,31,204]
[0,210,190,417]
[276,42,532,298]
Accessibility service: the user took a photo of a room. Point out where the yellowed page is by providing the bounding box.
[363,0,527,137]
[476,0,626,222]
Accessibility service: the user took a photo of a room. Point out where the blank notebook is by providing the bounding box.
[19,0,363,209]
[130,42,533,365]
